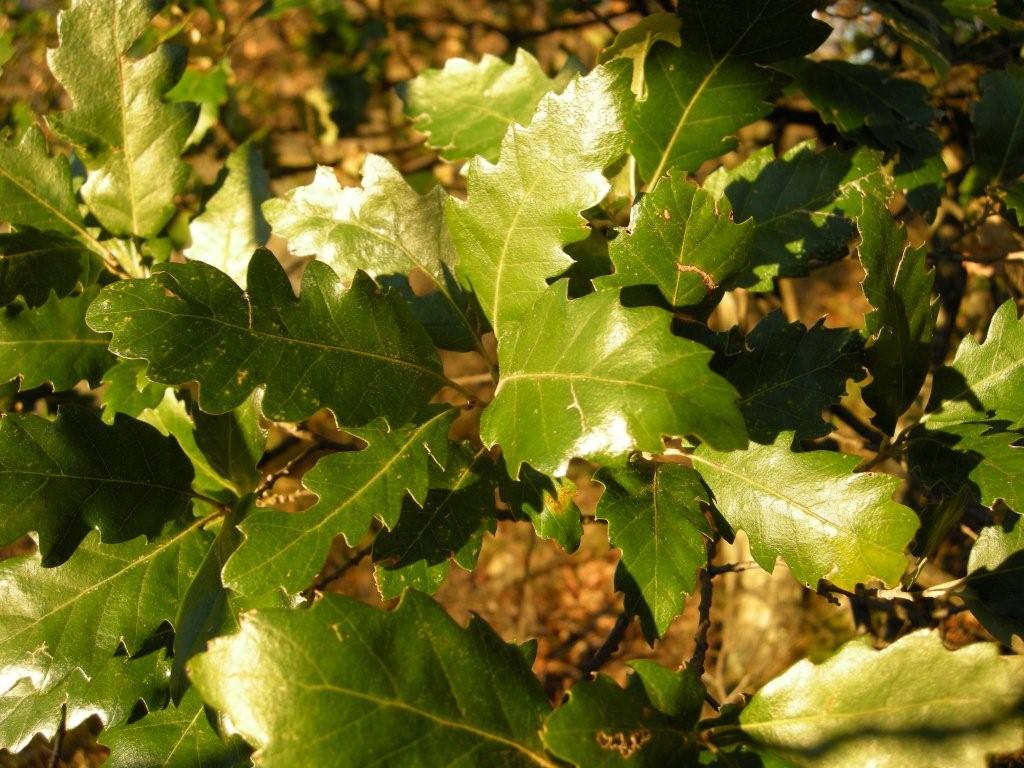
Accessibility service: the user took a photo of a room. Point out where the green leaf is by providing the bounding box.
[188,393,266,496]
[48,0,197,237]
[505,464,583,552]
[189,591,553,768]
[970,515,1024,571]
[373,445,497,598]
[102,687,251,768]
[704,144,888,290]
[908,420,1024,513]
[0,229,104,308]
[928,300,1024,426]
[0,287,113,392]
[0,650,170,753]
[379,271,487,353]
[739,631,1024,768]
[225,407,455,596]
[186,141,271,287]
[1003,180,1024,221]
[0,126,87,236]
[86,249,445,425]
[857,199,936,434]
[140,391,261,501]
[167,60,231,149]
[963,515,1024,645]
[404,49,569,162]
[0,524,210,747]
[171,504,246,699]
[100,358,166,422]
[942,0,1024,28]
[483,283,747,476]
[692,435,918,589]
[716,312,864,444]
[542,662,702,766]
[629,0,830,182]
[447,62,632,341]
[0,406,196,566]
[598,173,754,308]
[973,64,1024,186]
[264,154,454,286]
[597,462,711,641]
[870,1,951,76]
[597,12,681,98]
[775,59,936,152]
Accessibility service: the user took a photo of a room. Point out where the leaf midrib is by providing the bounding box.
[692,454,868,544]
[647,1,772,184]
[0,467,194,498]
[230,410,454,585]
[99,302,446,388]
[0,517,205,648]
[252,614,557,768]
[742,693,1020,733]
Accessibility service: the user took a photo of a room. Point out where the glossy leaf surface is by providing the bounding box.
[857,199,936,434]
[0,525,210,749]
[226,408,454,596]
[704,144,887,290]
[0,288,112,392]
[190,591,552,767]
[186,141,270,287]
[484,284,747,476]
[102,688,251,768]
[599,174,754,307]
[741,631,1024,768]
[87,249,444,425]
[693,436,918,588]
[597,462,710,640]
[447,62,631,341]
[928,300,1024,426]
[48,0,196,236]
[404,49,568,162]
[265,154,455,285]
[629,0,829,181]
[0,406,195,565]
[0,127,86,237]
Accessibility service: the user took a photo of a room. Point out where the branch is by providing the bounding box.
[831,403,884,450]
[579,611,631,678]
[708,560,760,576]
[47,704,66,768]
[302,543,374,599]
[688,537,718,679]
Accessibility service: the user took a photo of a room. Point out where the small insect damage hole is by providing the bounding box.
[596,727,652,758]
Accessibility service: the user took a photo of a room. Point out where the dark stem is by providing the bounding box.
[831,403,884,449]
[579,611,631,678]
[47,704,66,768]
[708,560,760,576]
[303,543,373,599]
[689,537,718,679]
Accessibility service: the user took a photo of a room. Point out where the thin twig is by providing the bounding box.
[303,543,374,598]
[47,704,66,768]
[579,612,631,678]
[831,403,884,449]
[708,560,760,576]
[689,537,718,679]
[583,2,621,35]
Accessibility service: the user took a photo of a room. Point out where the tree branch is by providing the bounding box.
[579,611,631,678]
[688,537,718,679]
